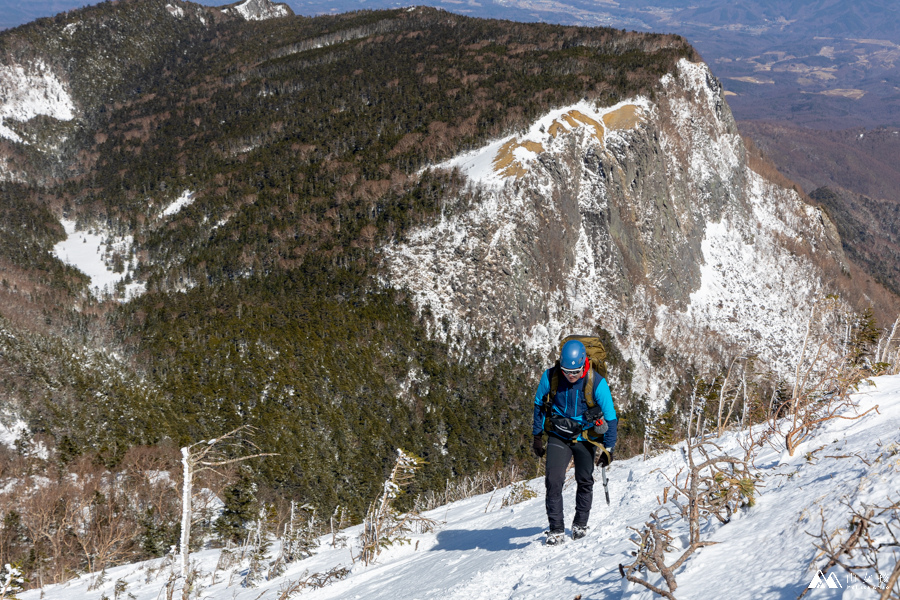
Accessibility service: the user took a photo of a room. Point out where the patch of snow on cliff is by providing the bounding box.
[0,60,75,144]
[441,98,651,190]
[165,3,185,18]
[746,171,825,246]
[384,181,537,349]
[660,60,742,210]
[52,220,145,300]
[675,59,724,119]
[0,415,27,450]
[686,204,825,374]
[162,190,195,217]
[229,0,290,21]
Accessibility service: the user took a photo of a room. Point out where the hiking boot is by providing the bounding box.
[545,530,566,545]
[572,524,589,540]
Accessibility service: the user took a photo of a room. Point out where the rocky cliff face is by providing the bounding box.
[222,0,293,21]
[383,59,855,404]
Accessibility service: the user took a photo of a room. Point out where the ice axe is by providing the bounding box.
[590,442,611,505]
[601,464,610,505]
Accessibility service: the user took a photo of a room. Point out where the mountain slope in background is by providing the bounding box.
[382,58,897,403]
[18,374,900,600]
[740,121,900,297]
[4,0,899,127]
[289,0,900,128]
[0,2,705,516]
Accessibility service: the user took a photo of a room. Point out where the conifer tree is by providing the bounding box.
[214,476,258,546]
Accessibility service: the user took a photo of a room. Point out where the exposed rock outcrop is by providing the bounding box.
[223,0,293,21]
[383,59,853,404]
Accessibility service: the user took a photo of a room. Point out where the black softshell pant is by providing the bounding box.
[545,436,596,532]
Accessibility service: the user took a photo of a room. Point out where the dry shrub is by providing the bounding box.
[621,431,757,599]
[0,446,181,589]
[806,496,900,599]
[415,461,533,512]
[766,299,879,457]
[275,566,350,599]
[357,449,436,566]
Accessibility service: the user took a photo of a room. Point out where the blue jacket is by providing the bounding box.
[532,367,618,449]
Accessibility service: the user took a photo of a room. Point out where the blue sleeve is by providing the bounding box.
[593,377,616,421]
[594,377,617,449]
[532,369,550,436]
[603,419,618,450]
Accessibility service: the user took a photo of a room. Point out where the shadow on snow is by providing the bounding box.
[432,526,544,552]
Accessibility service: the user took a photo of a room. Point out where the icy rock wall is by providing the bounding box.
[382,60,850,406]
[225,0,292,21]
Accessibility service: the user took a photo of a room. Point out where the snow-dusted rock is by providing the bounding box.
[223,0,293,22]
[383,59,851,405]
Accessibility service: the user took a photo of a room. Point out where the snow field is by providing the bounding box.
[21,375,900,600]
[0,60,75,144]
[51,219,145,300]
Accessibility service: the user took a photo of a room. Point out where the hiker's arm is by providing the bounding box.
[602,418,618,450]
[594,378,616,421]
[595,377,618,449]
[532,370,550,436]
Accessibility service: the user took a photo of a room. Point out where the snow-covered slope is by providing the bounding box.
[0,59,74,145]
[383,59,852,405]
[22,374,900,600]
[224,0,292,21]
[52,219,144,300]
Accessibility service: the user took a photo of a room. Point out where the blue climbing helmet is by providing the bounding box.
[560,339,586,372]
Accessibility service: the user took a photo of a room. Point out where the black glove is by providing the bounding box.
[532,435,545,458]
[596,447,613,467]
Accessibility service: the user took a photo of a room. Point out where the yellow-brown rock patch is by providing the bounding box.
[603,105,643,130]
[493,138,545,178]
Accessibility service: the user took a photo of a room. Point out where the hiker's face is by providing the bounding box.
[563,370,580,383]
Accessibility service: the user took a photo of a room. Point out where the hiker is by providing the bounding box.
[532,337,617,545]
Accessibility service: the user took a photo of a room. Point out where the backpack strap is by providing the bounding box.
[549,364,560,398]
[541,365,560,435]
[584,367,595,408]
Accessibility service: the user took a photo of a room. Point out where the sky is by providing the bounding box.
[16,373,900,599]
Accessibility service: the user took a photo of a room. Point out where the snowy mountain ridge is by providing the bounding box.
[223,0,293,21]
[384,59,854,406]
[20,374,900,600]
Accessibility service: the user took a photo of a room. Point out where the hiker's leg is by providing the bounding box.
[571,441,596,527]
[544,437,573,532]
